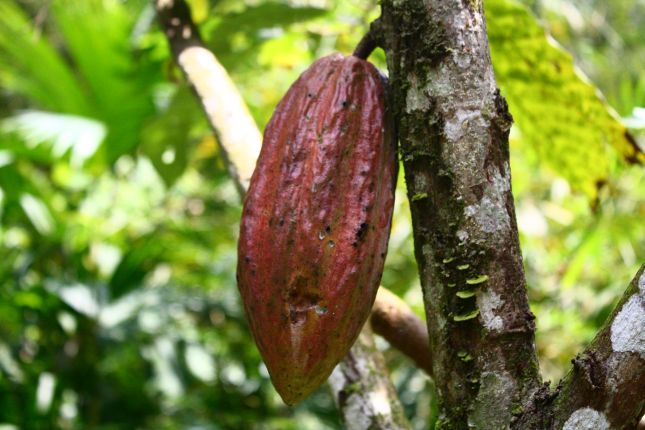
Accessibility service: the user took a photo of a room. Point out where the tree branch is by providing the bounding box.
[155,0,261,196]
[379,0,542,427]
[547,265,645,429]
[371,288,432,376]
[154,1,416,424]
[329,324,411,430]
[514,265,645,429]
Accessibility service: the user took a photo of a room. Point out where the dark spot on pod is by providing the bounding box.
[244,256,251,263]
[355,222,368,241]
[287,283,322,326]
[325,225,331,234]
[342,100,349,108]
[279,219,285,226]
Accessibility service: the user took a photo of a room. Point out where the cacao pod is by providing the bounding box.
[237,53,397,405]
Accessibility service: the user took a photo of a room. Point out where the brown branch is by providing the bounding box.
[371,288,432,376]
[329,324,411,429]
[514,265,645,429]
[154,1,418,423]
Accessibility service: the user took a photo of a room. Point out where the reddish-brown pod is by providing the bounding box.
[237,53,398,405]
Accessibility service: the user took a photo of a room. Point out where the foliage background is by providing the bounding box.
[0,0,642,428]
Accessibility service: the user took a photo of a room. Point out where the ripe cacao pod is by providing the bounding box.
[237,53,397,405]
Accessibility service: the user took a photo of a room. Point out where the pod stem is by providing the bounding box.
[352,19,382,60]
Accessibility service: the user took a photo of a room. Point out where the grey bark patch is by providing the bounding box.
[610,294,645,355]
[562,407,610,430]
[469,371,515,429]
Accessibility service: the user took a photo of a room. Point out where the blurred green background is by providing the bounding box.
[0,0,642,428]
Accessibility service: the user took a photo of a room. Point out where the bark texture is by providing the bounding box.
[513,265,645,429]
[379,1,541,427]
[155,1,411,426]
[329,324,411,430]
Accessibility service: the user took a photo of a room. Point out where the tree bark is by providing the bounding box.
[379,1,542,427]
[329,324,411,430]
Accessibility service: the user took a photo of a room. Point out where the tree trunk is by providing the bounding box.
[379,0,542,427]
[378,1,645,428]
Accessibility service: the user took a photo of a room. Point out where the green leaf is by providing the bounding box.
[2,110,105,166]
[207,2,327,67]
[51,0,157,163]
[19,194,55,236]
[109,233,165,300]
[486,0,644,198]
[0,1,90,114]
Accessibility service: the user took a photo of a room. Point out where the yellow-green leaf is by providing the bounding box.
[486,0,643,198]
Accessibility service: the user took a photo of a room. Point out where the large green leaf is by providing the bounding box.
[486,0,643,197]
[0,0,161,167]
[2,110,106,166]
[0,1,90,114]
[51,0,158,164]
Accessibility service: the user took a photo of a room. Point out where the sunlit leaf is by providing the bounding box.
[0,1,90,114]
[0,343,23,383]
[2,111,106,166]
[46,281,101,318]
[486,0,644,198]
[258,33,311,68]
[51,0,157,163]
[19,194,54,235]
